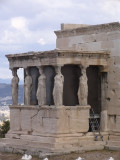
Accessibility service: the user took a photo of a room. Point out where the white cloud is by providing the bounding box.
[34,0,73,8]
[37,38,46,45]
[0,30,15,44]
[0,68,12,79]
[11,17,27,30]
[101,0,120,17]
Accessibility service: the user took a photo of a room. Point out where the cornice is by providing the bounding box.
[6,49,110,60]
[54,22,120,38]
[6,49,110,69]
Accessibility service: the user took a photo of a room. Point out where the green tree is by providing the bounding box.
[0,120,10,138]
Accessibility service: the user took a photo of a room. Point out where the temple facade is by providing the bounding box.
[4,22,120,155]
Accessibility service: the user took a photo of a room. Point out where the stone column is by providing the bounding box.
[78,65,88,106]
[53,66,64,106]
[24,67,32,105]
[11,68,19,105]
[100,72,108,132]
[36,66,46,106]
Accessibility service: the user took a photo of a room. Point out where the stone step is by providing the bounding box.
[105,145,120,151]
[107,141,120,147]
[0,138,55,152]
[0,138,106,156]
[109,135,120,141]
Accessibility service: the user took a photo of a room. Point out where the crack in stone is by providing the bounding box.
[31,109,41,119]
[30,109,41,133]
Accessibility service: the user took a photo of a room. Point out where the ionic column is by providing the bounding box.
[24,67,32,105]
[11,68,19,105]
[53,66,64,106]
[78,65,88,106]
[36,66,46,106]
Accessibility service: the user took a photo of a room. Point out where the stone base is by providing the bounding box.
[9,105,90,135]
[2,133,108,157]
[5,105,109,156]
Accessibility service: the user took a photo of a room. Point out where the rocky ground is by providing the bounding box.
[0,150,120,160]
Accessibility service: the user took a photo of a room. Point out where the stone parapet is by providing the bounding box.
[61,23,90,30]
[4,105,102,155]
[55,22,120,38]
[8,105,90,136]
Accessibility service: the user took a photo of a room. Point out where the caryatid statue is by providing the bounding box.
[24,68,32,105]
[36,67,46,106]
[78,65,88,106]
[11,68,19,105]
[53,66,64,106]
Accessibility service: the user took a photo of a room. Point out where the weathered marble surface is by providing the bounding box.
[78,66,88,106]
[24,68,32,105]
[36,67,46,106]
[11,68,19,105]
[7,105,90,136]
[53,66,64,106]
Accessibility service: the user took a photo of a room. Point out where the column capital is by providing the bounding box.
[11,68,18,77]
[54,64,64,68]
[37,66,44,75]
[24,66,29,70]
[54,65,63,73]
[36,65,43,69]
[10,67,19,72]
[80,64,89,69]
[24,67,31,76]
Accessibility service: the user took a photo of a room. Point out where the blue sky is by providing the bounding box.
[0,0,120,83]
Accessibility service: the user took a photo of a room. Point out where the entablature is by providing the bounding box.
[6,49,110,70]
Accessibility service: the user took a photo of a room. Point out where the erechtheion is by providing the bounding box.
[3,22,120,156]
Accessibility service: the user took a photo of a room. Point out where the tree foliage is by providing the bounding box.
[0,120,10,138]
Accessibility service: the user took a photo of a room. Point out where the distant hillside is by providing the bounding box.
[0,79,11,84]
[0,78,24,84]
[0,83,24,106]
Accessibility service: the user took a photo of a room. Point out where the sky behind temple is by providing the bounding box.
[0,0,120,83]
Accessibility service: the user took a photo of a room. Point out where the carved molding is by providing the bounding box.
[6,50,110,70]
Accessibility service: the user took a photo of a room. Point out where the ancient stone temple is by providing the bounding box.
[4,22,120,155]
